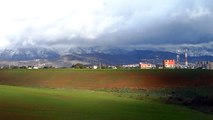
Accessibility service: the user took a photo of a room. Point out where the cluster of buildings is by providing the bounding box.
[138,49,213,70]
[139,60,213,70]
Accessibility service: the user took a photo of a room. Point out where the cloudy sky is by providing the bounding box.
[0,0,213,49]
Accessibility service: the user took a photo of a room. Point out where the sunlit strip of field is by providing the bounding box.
[0,85,212,120]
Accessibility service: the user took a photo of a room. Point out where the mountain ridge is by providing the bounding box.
[0,47,213,67]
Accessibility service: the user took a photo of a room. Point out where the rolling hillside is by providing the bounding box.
[0,85,213,120]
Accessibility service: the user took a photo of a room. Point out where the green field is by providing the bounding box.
[0,85,213,120]
[0,69,213,119]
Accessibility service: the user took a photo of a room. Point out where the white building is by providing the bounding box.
[93,65,98,69]
[139,62,156,69]
[122,64,139,68]
[33,66,39,69]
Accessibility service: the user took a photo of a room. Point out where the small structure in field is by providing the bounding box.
[163,60,176,68]
[28,66,32,69]
[93,65,98,69]
[33,66,39,69]
[108,66,117,69]
[139,62,156,69]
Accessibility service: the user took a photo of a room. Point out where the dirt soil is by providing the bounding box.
[0,69,212,89]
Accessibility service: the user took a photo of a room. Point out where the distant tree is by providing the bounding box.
[11,66,19,69]
[43,66,49,69]
[43,66,53,69]
[2,66,9,69]
[72,63,85,69]
[20,66,27,69]
[101,66,106,69]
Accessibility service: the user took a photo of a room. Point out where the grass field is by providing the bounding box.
[0,69,212,119]
[1,85,213,120]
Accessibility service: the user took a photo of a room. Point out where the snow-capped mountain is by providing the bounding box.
[0,48,60,61]
[67,46,130,55]
[152,46,213,57]
[60,46,213,65]
[66,46,213,57]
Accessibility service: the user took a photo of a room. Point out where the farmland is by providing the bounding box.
[0,69,213,89]
[0,69,213,119]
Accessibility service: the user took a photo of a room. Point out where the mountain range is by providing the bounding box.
[0,47,213,67]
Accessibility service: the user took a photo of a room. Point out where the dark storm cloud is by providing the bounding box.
[92,0,213,46]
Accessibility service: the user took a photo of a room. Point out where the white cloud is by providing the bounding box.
[0,0,212,49]
[0,38,10,48]
[188,7,210,19]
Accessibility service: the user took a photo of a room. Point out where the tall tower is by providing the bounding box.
[176,50,180,65]
[185,49,188,66]
[176,55,180,63]
[176,50,180,68]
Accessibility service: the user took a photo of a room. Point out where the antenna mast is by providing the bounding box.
[185,49,188,67]
[176,50,180,65]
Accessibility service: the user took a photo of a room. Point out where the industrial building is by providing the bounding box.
[196,61,210,69]
[209,62,213,70]
[196,61,213,70]
[163,60,176,68]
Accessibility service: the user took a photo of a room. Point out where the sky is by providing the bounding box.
[0,0,213,49]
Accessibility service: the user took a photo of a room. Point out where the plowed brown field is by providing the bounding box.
[0,69,212,89]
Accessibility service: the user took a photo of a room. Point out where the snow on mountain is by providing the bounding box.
[0,48,60,61]
[152,46,213,57]
[67,46,130,55]
[64,46,213,57]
